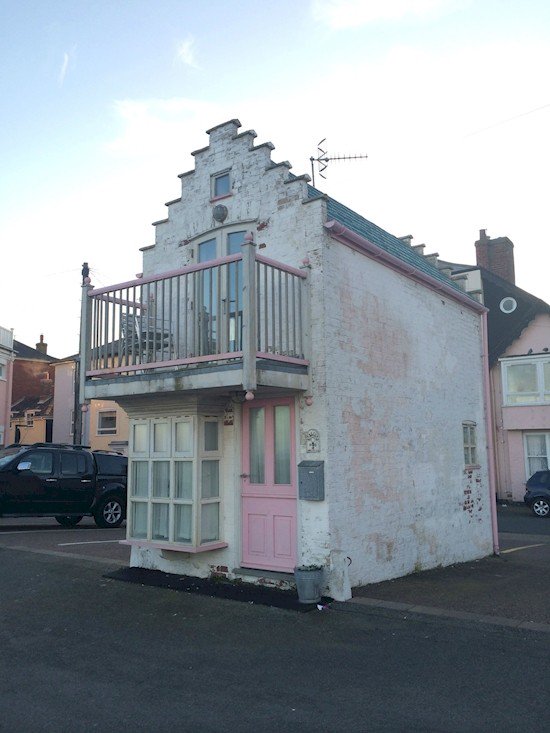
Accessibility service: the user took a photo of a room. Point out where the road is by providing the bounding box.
[0,508,549,733]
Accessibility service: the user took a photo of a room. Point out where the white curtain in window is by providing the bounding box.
[526,434,549,474]
[131,502,147,539]
[152,503,169,540]
[175,461,193,499]
[133,423,148,453]
[153,422,170,452]
[201,460,219,498]
[131,461,149,497]
[152,461,170,497]
[201,503,219,543]
[175,504,192,543]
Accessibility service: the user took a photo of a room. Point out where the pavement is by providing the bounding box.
[348,503,550,631]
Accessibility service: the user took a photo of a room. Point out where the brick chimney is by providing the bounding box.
[35,334,48,355]
[475,229,515,284]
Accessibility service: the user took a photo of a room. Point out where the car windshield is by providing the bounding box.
[0,446,27,469]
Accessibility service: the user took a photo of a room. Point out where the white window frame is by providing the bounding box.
[195,226,249,264]
[97,409,117,435]
[211,169,231,200]
[524,432,550,478]
[501,355,550,406]
[127,415,225,552]
[463,421,478,467]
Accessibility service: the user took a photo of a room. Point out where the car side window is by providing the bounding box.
[60,452,89,476]
[23,452,54,475]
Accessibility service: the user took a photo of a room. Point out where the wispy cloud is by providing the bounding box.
[311,0,464,29]
[58,44,77,87]
[176,36,199,68]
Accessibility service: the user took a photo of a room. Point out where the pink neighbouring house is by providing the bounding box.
[79,119,496,600]
[442,231,550,502]
[0,326,15,447]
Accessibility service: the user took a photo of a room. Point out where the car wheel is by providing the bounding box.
[93,496,125,528]
[55,515,83,527]
[531,498,550,517]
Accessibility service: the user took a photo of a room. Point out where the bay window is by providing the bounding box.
[128,415,224,550]
[502,356,550,405]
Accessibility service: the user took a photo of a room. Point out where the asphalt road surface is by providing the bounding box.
[1,508,549,732]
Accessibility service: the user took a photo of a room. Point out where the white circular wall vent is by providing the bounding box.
[499,297,517,314]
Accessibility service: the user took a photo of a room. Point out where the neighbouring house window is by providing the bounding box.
[463,422,477,467]
[524,433,550,476]
[0,362,5,380]
[25,411,35,427]
[0,426,4,445]
[128,416,223,548]
[97,410,117,435]
[211,171,230,199]
[502,357,550,405]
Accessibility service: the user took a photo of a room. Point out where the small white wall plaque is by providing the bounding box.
[305,429,320,453]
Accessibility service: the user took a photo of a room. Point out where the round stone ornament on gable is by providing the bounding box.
[212,204,228,223]
[499,296,517,314]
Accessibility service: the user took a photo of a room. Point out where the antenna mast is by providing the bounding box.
[309,139,368,187]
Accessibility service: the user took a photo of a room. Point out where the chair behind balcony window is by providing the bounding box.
[121,311,174,364]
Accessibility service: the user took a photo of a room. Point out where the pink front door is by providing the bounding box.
[241,397,296,572]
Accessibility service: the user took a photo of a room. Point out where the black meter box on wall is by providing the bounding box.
[298,460,325,501]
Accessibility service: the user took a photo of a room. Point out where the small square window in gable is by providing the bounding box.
[211,171,231,199]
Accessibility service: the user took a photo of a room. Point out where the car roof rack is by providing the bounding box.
[27,443,92,450]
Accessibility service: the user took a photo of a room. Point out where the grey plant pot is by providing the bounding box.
[294,567,323,604]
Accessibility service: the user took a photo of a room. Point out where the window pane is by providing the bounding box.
[198,238,217,263]
[204,421,218,452]
[201,502,219,543]
[274,405,291,484]
[153,422,170,452]
[60,453,88,476]
[227,231,245,255]
[214,173,230,197]
[175,461,193,499]
[152,461,170,497]
[25,452,53,474]
[249,408,265,484]
[508,364,537,394]
[98,410,117,434]
[175,420,192,453]
[131,502,147,539]
[152,503,169,540]
[544,362,550,394]
[201,460,219,498]
[526,434,547,457]
[175,504,192,543]
[131,461,149,497]
[133,423,148,453]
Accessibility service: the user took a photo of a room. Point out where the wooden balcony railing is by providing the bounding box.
[80,237,308,396]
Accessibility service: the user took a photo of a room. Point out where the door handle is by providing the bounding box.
[46,478,57,482]
[81,480,92,483]
[239,473,249,479]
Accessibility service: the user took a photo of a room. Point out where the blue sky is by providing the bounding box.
[1,0,549,357]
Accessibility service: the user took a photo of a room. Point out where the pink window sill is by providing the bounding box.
[209,193,233,203]
[121,539,228,554]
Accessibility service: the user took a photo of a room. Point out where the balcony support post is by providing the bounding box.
[241,233,257,393]
[78,268,93,444]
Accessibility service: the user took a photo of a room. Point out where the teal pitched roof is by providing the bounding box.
[307,184,463,294]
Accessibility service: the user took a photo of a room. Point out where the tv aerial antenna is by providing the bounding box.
[309,139,368,188]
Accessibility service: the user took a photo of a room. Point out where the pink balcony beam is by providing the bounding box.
[256,254,307,279]
[95,293,146,310]
[88,253,243,296]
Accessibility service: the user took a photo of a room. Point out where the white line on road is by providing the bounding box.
[57,540,122,546]
[501,543,546,554]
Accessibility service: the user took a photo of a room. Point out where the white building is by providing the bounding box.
[81,119,496,600]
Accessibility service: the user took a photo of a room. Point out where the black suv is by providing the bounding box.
[524,470,550,518]
[0,443,127,527]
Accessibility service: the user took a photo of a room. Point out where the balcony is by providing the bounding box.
[80,239,309,402]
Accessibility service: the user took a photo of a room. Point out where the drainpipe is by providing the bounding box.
[79,267,93,446]
[481,311,499,555]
